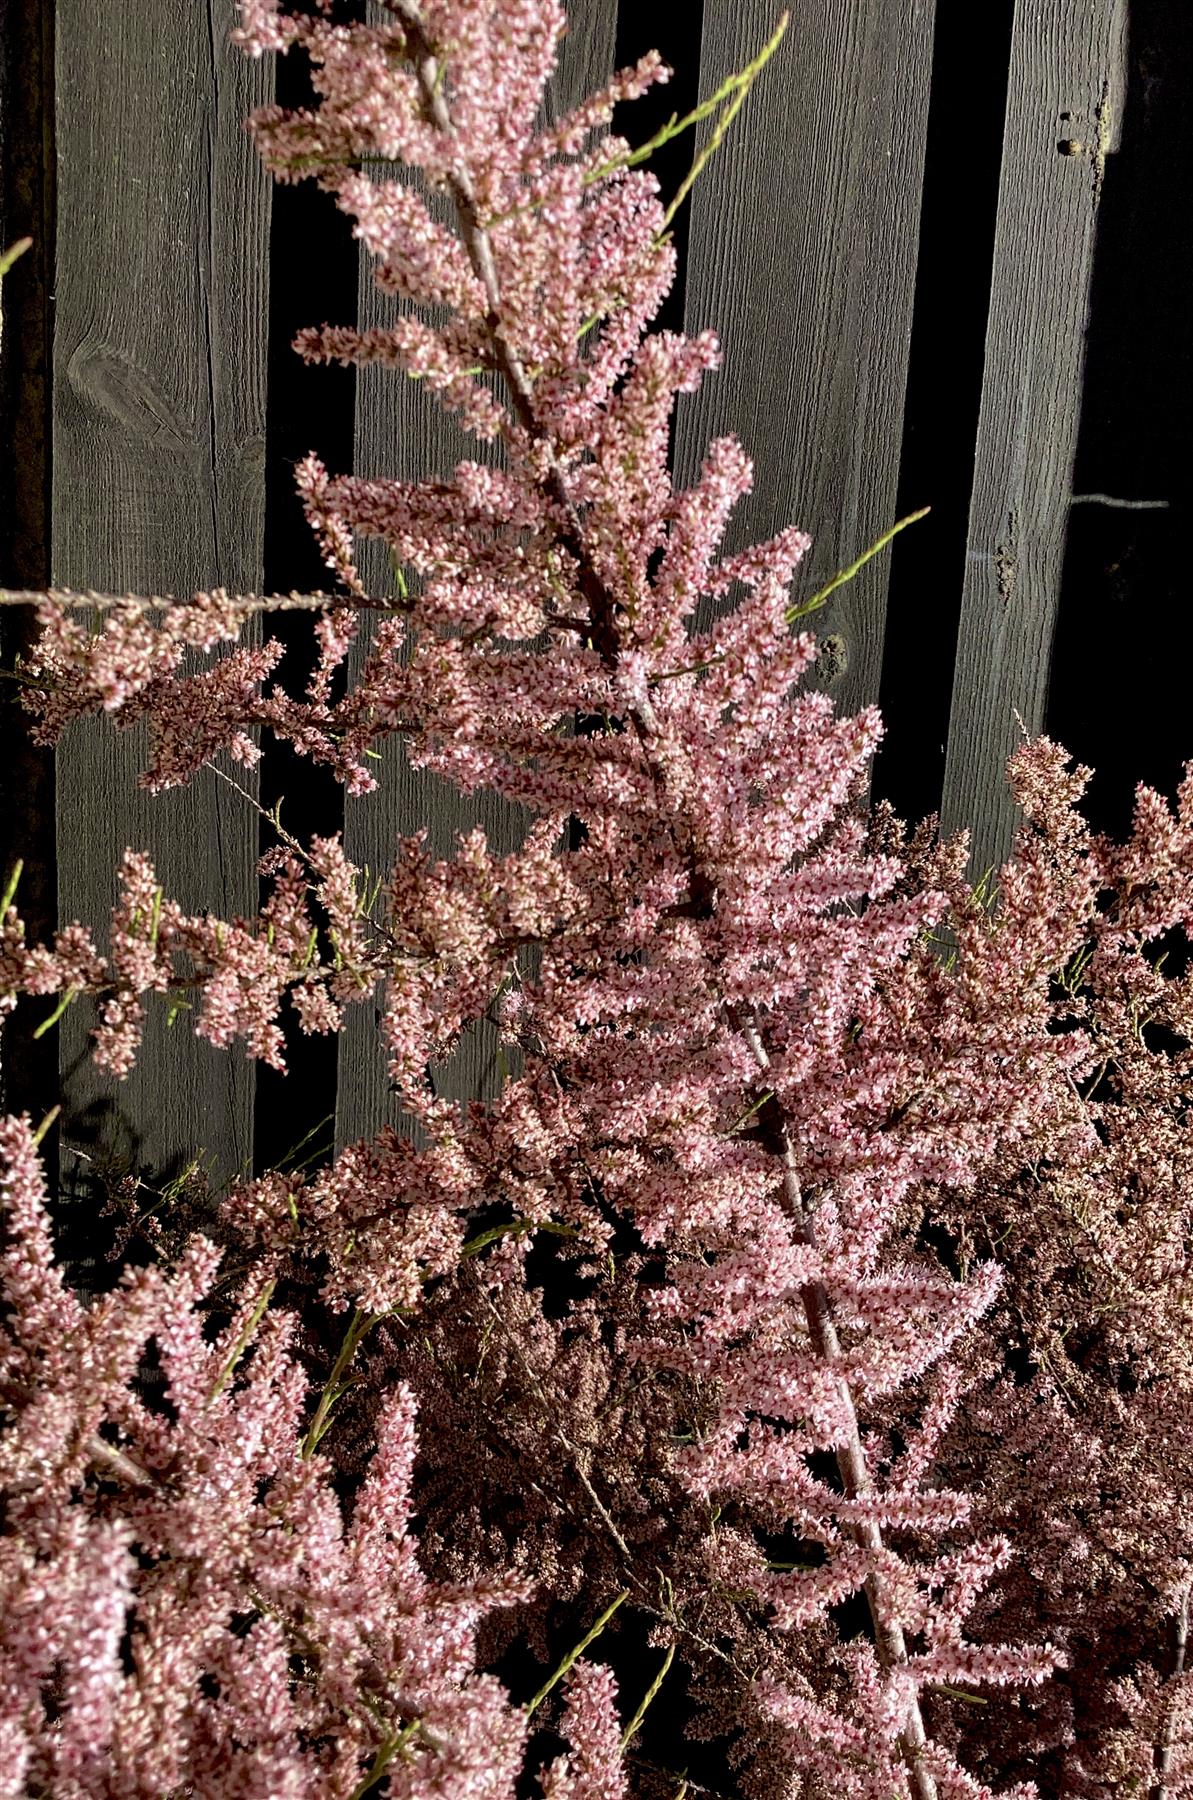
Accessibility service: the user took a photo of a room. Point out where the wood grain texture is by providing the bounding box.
[941,0,1129,875]
[672,0,936,720]
[335,1,619,1149]
[52,2,271,1199]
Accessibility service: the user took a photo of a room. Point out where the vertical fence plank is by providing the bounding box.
[336,2,619,1149]
[52,2,271,1199]
[941,0,1128,875]
[673,0,936,721]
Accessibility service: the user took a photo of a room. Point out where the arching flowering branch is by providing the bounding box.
[0,838,389,1075]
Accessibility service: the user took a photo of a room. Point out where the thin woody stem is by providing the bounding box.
[733,1017,939,1799]
[386,0,626,663]
[0,1375,158,1491]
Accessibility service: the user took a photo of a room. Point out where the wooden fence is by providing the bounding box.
[1,0,1190,1207]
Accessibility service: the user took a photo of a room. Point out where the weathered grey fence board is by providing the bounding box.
[335,3,619,1149]
[673,0,936,720]
[941,0,1128,875]
[52,2,271,1191]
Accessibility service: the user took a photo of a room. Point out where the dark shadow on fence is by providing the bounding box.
[0,0,57,1147]
[252,36,359,1178]
[873,0,1016,830]
[1046,0,1193,841]
[612,3,703,342]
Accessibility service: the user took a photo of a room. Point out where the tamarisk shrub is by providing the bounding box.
[0,1,1190,1794]
[0,1116,536,1800]
[873,747,1193,1796]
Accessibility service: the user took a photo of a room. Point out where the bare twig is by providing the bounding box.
[0,1375,158,1491]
